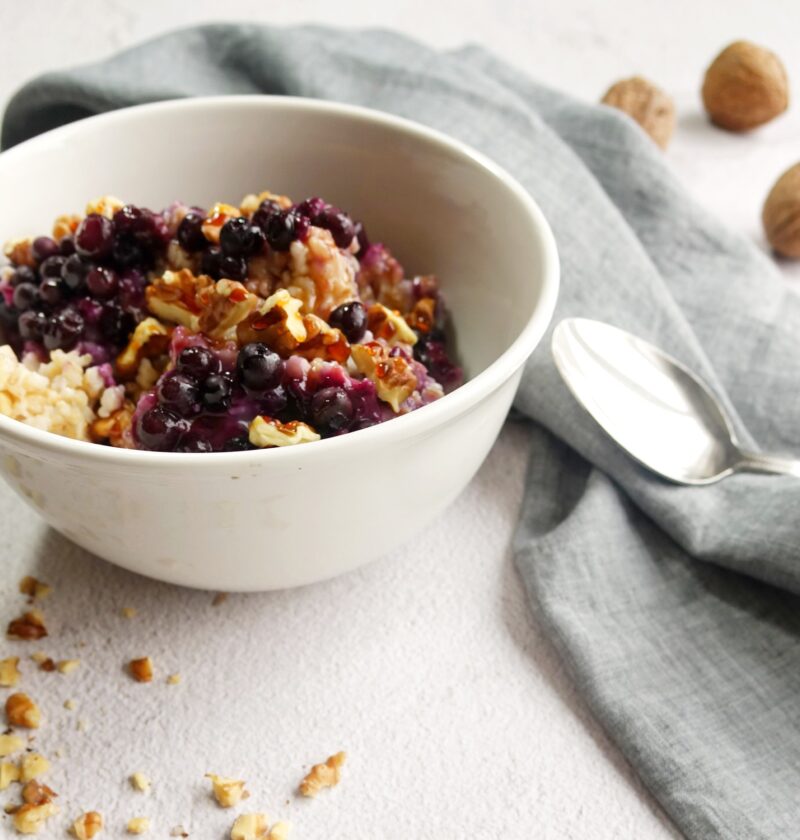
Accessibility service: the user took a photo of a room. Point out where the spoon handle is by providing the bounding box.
[736,449,800,478]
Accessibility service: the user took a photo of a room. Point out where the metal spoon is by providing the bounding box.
[551,317,800,485]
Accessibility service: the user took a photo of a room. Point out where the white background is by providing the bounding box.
[0,2,796,838]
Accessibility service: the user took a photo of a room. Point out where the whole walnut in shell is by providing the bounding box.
[601,76,675,149]
[762,162,800,258]
[702,41,789,131]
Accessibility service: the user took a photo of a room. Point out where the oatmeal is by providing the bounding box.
[0,193,461,452]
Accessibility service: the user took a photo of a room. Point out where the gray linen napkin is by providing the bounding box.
[4,25,800,839]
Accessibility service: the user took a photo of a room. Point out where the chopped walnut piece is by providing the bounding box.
[406,296,437,334]
[7,610,47,640]
[72,810,103,839]
[145,269,214,331]
[116,318,172,379]
[91,403,135,448]
[12,801,59,834]
[129,657,154,683]
[19,753,50,782]
[201,203,241,244]
[169,826,188,838]
[197,279,259,340]
[64,699,76,711]
[3,238,35,268]
[366,304,418,348]
[6,692,41,728]
[127,817,150,835]
[206,774,248,808]
[21,779,57,806]
[0,656,21,687]
[248,416,321,449]
[166,674,181,686]
[0,760,20,789]
[130,772,151,792]
[29,652,47,665]
[121,607,137,619]
[298,751,346,797]
[18,577,52,601]
[237,290,349,363]
[57,659,80,675]
[37,658,55,673]
[211,593,228,607]
[0,733,25,757]
[293,314,350,363]
[267,822,290,840]
[85,195,124,218]
[238,289,306,345]
[350,342,417,412]
[230,813,269,840]
[53,214,81,242]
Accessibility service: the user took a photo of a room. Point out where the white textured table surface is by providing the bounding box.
[0,2,796,837]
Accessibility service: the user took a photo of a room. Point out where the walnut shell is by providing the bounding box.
[702,41,789,131]
[762,162,800,258]
[601,76,675,149]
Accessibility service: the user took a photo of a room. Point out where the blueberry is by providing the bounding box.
[264,210,306,251]
[176,346,221,381]
[177,212,208,252]
[39,255,66,280]
[75,214,114,259]
[136,405,185,451]
[310,386,353,432]
[259,385,288,417]
[113,205,155,236]
[38,277,65,307]
[157,371,201,417]
[99,302,134,344]
[312,207,355,248]
[414,336,460,387]
[236,342,284,391]
[218,254,247,281]
[180,436,214,453]
[42,308,84,350]
[328,301,367,342]
[59,236,76,257]
[113,233,147,268]
[86,266,119,299]
[12,282,38,311]
[201,373,233,412]
[201,246,222,279]
[251,199,283,231]
[295,197,327,219]
[61,254,91,291]
[354,220,369,255]
[77,297,104,327]
[17,310,47,341]
[32,236,60,263]
[10,266,36,287]
[220,216,263,257]
[222,434,251,451]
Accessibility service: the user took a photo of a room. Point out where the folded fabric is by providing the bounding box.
[4,24,800,839]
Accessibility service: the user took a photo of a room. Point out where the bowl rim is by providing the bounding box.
[0,94,559,466]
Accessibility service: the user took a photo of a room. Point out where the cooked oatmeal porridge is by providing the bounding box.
[0,192,461,452]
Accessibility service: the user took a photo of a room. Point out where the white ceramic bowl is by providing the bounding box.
[0,96,558,590]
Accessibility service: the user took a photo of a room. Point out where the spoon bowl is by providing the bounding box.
[552,318,800,484]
